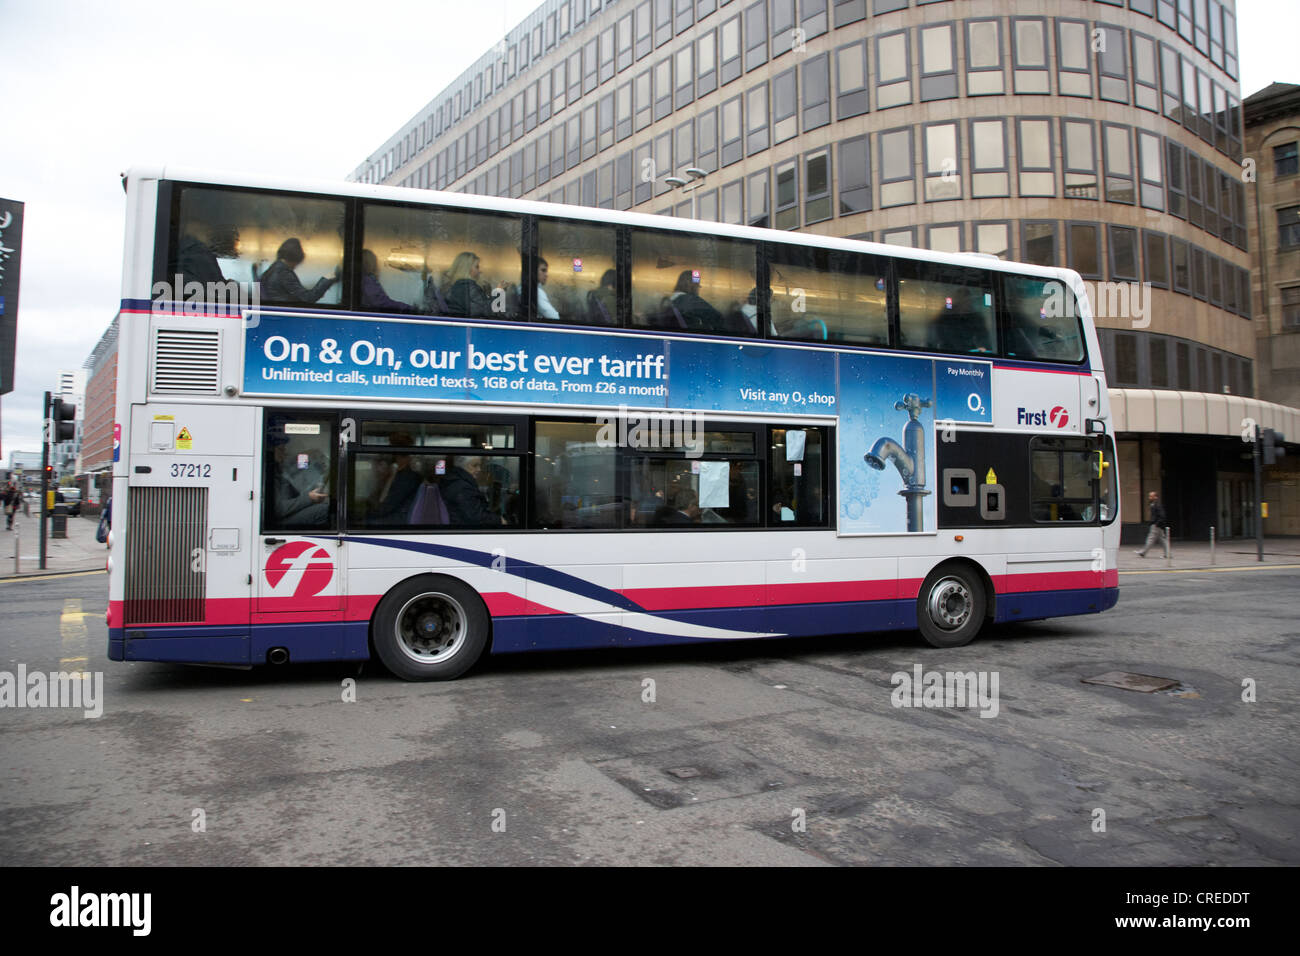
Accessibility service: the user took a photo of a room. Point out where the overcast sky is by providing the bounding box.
[1,0,1296,460]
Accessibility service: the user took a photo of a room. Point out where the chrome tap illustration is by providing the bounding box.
[864,393,932,532]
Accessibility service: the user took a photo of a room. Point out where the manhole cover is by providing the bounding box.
[665,766,701,779]
[1082,671,1179,693]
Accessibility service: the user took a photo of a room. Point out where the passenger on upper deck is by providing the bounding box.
[360,249,416,314]
[260,238,339,305]
[925,287,993,354]
[529,257,561,320]
[661,270,724,332]
[440,252,496,318]
[587,269,618,325]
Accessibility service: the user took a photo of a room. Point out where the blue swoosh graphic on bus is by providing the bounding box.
[342,536,647,613]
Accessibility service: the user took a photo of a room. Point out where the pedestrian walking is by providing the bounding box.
[3,481,18,530]
[1134,490,1168,558]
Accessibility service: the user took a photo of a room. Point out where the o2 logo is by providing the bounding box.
[1049,406,1069,428]
[264,541,334,597]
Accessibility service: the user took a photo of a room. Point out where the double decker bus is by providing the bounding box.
[107,166,1119,680]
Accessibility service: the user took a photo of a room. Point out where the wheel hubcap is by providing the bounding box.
[395,592,466,664]
[927,577,972,631]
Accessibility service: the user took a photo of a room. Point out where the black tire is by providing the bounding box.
[371,575,489,681]
[916,564,987,649]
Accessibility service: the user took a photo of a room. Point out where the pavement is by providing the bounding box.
[1,504,1295,578]
[0,506,108,578]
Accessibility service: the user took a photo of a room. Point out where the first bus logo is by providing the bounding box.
[264,541,334,597]
[1017,405,1070,428]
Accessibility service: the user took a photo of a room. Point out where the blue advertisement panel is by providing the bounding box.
[933,359,993,426]
[667,340,836,415]
[244,313,668,409]
[837,353,936,535]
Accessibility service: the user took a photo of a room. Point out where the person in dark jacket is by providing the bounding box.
[360,249,415,313]
[1134,490,1168,558]
[3,482,18,530]
[365,433,421,525]
[440,251,496,318]
[260,238,339,304]
[661,270,724,332]
[441,457,502,526]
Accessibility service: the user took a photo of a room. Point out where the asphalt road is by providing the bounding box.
[1,568,1296,866]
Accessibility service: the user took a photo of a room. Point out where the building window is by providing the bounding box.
[1012,18,1050,94]
[721,95,743,167]
[617,13,634,71]
[721,14,742,85]
[1280,206,1300,251]
[802,53,831,132]
[1144,231,1170,289]
[1138,132,1164,211]
[1103,124,1135,204]
[698,29,717,95]
[1109,225,1139,281]
[634,143,653,204]
[675,45,694,108]
[919,23,958,101]
[1171,238,1190,293]
[965,19,1004,96]
[581,103,597,162]
[834,0,866,28]
[1017,118,1055,197]
[748,168,770,227]
[835,40,869,119]
[771,0,795,58]
[1062,119,1098,200]
[1190,246,1207,300]
[805,149,832,224]
[924,122,961,202]
[697,107,718,173]
[775,160,799,230]
[721,179,743,225]
[975,221,1011,258]
[838,135,871,216]
[746,82,769,155]
[927,223,963,254]
[1055,19,1092,97]
[744,0,768,72]
[636,1,653,59]
[675,118,695,171]
[1282,287,1300,330]
[876,30,910,109]
[970,120,1009,198]
[1096,23,1128,103]
[1022,221,1057,266]
[1165,139,1186,219]
[878,126,915,208]
[635,69,652,131]
[772,68,798,144]
[1186,153,1204,228]
[1160,44,1180,121]
[655,0,673,47]
[802,0,829,41]
[1067,222,1101,279]
[654,57,673,121]
[1275,142,1299,179]
[1131,32,1158,112]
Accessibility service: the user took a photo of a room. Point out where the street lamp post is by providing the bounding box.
[663,167,708,219]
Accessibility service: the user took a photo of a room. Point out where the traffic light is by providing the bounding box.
[1262,428,1287,466]
[51,397,76,442]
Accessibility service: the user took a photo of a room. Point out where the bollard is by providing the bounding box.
[12,534,18,575]
[1210,526,1216,565]
[1164,526,1172,564]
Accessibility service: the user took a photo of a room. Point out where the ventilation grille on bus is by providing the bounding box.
[124,486,207,625]
[151,328,220,394]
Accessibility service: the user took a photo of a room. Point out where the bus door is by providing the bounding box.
[255,411,345,618]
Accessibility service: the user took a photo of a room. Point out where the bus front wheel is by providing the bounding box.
[916,565,987,649]
[372,576,489,681]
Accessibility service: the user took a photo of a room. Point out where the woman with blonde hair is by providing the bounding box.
[440,251,494,317]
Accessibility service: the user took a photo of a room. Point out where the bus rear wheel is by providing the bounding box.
[916,565,986,649]
[372,576,488,681]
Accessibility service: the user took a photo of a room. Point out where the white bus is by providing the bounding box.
[107,166,1119,680]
